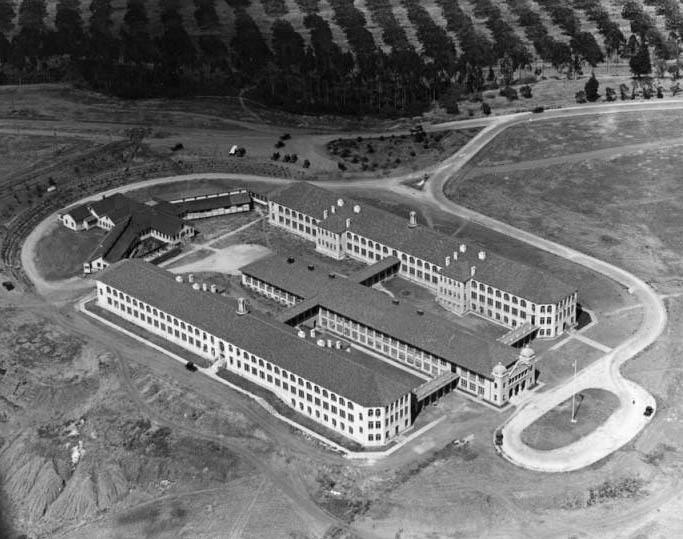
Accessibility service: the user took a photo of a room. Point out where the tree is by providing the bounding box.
[120,0,155,64]
[575,90,587,103]
[54,0,85,56]
[89,0,118,62]
[519,85,532,98]
[481,102,491,115]
[630,43,651,77]
[584,72,600,102]
[0,0,15,34]
[13,0,49,65]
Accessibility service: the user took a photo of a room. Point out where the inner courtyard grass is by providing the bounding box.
[520,388,620,450]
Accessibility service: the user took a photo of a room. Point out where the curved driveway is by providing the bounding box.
[21,99,676,473]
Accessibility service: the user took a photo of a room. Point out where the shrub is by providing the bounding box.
[584,73,600,102]
[271,152,281,161]
[575,90,587,103]
[303,159,311,168]
[605,87,616,102]
[499,86,518,101]
[338,162,347,171]
[519,85,532,99]
[281,133,291,140]
[532,106,544,113]
[481,102,491,115]
[275,140,285,148]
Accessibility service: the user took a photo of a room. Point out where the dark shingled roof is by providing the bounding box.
[96,260,420,406]
[240,254,341,299]
[348,256,400,284]
[172,192,252,215]
[269,182,341,220]
[241,254,518,377]
[90,194,139,225]
[271,182,575,304]
[64,204,92,223]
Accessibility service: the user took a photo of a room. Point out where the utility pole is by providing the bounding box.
[571,359,578,423]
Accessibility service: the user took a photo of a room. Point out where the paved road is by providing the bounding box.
[416,109,667,472]
[19,99,678,477]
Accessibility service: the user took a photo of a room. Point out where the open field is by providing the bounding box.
[33,224,106,281]
[448,143,683,290]
[471,109,683,166]
[521,388,620,450]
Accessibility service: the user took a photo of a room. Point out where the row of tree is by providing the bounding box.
[0,0,677,113]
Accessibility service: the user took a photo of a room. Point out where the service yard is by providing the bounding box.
[3,86,683,538]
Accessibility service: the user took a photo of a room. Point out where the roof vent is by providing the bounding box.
[192,282,201,291]
[188,273,194,283]
[287,256,295,264]
[323,209,328,219]
[202,282,208,292]
[310,328,316,338]
[416,309,424,315]
[330,205,336,214]
[353,204,361,214]
[453,251,458,261]
[210,284,217,293]
[345,217,351,229]
[337,198,344,207]
[478,250,486,261]
[175,275,183,283]
[408,210,417,228]
[307,264,315,271]
[297,330,306,338]
[237,297,248,315]
[445,256,451,267]
[459,244,467,253]
[470,266,476,277]
[392,298,400,305]
[317,339,326,347]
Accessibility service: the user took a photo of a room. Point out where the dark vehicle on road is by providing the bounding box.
[494,431,503,446]
[185,361,197,372]
[644,406,654,417]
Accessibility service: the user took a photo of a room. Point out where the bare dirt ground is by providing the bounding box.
[5,86,683,538]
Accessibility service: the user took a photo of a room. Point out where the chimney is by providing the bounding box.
[445,256,451,267]
[192,282,201,291]
[202,282,208,292]
[287,256,295,264]
[188,273,194,283]
[307,264,315,271]
[297,330,306,338]
[453,251,458,261]
[337,198,344,207]
[210,284,217,293]
[175,275,183,283]
[459,244,467,253]
[345,217,351,229]
[408,210,417,228]
[327,338,332,348]
[236,297,248,315]
[478,250,486,261]
[470,266,476,277]
[353,204,361,214]
[330,205,336,214]
[310,328,316,338]
[323,209,328,219]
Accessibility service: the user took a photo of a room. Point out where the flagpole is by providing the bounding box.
[571,359,578,423]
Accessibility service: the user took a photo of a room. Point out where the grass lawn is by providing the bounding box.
[191,212,262,242]
[535,339,604,387]
[85,300,212,368]
[520,388,620,450]
[33,224,106,280]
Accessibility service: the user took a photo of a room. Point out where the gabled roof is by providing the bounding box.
[96,260,420,406]
[241,254,519,378]
[172,192,252,215]
[271,182,576,304]
[64,204,92,223]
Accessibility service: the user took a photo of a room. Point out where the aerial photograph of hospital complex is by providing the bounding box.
[0,1,681,537]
